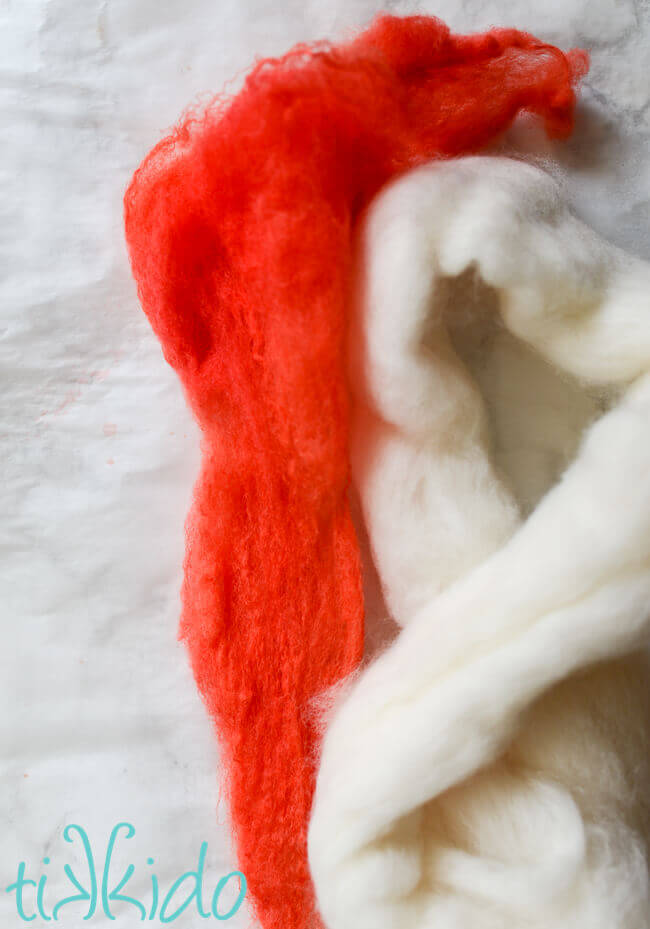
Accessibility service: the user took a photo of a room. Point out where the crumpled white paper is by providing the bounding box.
[1,1,649,926]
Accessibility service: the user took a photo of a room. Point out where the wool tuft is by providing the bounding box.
[124,16,587,929]
[309,156,650,929]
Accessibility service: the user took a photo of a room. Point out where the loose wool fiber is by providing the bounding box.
[124,15,587,929]
[309,156,650,929]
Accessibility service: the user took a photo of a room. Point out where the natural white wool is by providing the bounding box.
[308,157,650,929]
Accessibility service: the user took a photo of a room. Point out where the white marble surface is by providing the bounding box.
[1,1,648,926]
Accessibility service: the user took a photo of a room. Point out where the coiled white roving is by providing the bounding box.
[308,157,650,929]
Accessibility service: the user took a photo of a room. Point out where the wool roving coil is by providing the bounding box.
[308,156,650,929]
[124,15,587,929]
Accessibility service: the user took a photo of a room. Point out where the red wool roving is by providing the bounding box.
[124,14,587,929]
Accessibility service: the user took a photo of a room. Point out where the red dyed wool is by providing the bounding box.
[124,14,587,929]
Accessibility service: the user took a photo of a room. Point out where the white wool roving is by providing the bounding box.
[308,157,650,929]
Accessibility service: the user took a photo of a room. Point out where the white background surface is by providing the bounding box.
[1,0,649,926]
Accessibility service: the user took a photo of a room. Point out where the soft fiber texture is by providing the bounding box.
[124,15,586,929]
[309,156,650,929]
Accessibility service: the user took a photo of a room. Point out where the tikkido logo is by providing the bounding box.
[5,822,247,923]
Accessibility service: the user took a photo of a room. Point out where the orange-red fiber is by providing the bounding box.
[124,15,587,929]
